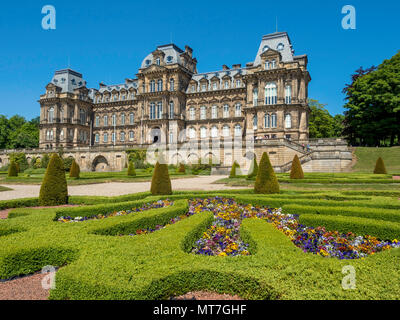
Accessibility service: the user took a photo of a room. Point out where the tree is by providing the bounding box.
[39,153,68,206]
[290,154,304,179]
[127,161,136,176]
[69,159,80,178]
[343,52,400,146]
[254,152,280,194]
[247,157,258,179]
[9,152,29,172]
[41,154,50,169]
[373,157,387,174]
[8,162,18,177]
[229,161,242,178]
[150,161,172,195]
[308,99,336,138]
[0,115,39,149]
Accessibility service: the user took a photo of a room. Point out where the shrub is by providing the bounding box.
[247,157,258,179]
[41,154,50,169]
[254,152,280,194]
[63,157,74,172]
[178,163,186,173]
[374,157,387,174]
[69,160,80,179]
[150,161,172,195]
[9,152,28,172]
[8,162,18,177]
[39,154,68,206]
[290,154,304,179]
[127,161,136,176]
[229,161,242,178]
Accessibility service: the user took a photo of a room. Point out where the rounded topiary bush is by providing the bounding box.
[229,161,242,178]
[39,153,68,206]
[247,157,258,179]
[290,154,304,179]
[254,152,280,194]
[178,163,186,173]
[69,159,80,179]
[150,161,172,195]
[373,157,387,174]
[8,162,18,177]
[127,161,136,176]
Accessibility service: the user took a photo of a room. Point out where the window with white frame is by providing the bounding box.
[169,131,174,144]
[200,126,207,138]
[265,82,277,105]
[235,104,242,117]
[150,103,156,120]
[120,132,125,142]
[112,114,116,126]
[264,114,270,128]
[189,107,195,120]
[104,115,108,126]
[224,81,229,89]
[48,107,54,123]
[130,113,134,124]
[201,83,206,92]
[211,105,218,119]
[170,78,174,91]
[285,114,292,129]
[253,88,258,106]
[271,60,276,69]
[157,79,163,92]
[112,132,116,143]
[234,124,242,137]
[189,127,196,139]
[156,58,160,65]
[157,102,163,119]
[150,80,155,92]
[169,101,174,119]
[95,116,100,127]
[200,106,207,120]
[121,113,126,125]
[271,113,277,128]
[60,129,64,141]
[211,126,218,138]
[285,85,292,104]
[95,133,99,143]
[223,104,229,118]
[253,115,258,130]
[212,82,217,90]
[104,133,108,143]
[129,131,134,141]
[265,61,270,70]
[191,85,195,92]
[236,79,241,87]
[222,125,230,137]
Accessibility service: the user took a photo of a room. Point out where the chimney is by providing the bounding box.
[185,45,193,58]
[222,65,230,70]
[232,64,241,69]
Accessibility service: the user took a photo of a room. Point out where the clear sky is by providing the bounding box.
[0,0,399,120]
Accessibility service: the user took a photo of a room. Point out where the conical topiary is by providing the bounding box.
[39,153,68,206]
[290,154,304,179]
[8,161,18,177]
[178,163,186,173]
[150,161,172,195]
[254,152,280,194]
[229,161,242,178]
[127,161,136,176]
[69,159,80,178]
[247,157,258,179]
[373,157,387,174]
[15,162,20,173]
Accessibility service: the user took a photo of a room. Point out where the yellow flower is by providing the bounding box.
[218,252,227,257]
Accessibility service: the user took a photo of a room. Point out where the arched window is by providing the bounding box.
[189,107,195,120]
[222,125,230,137]
[211,106,218,119]
[48,107,54,123]
[265,61,270,70]
[121,113,126,125]
[271,113,277,128]
[253,115,258,130]
[130,113,134,124]
[264,114,270,128]
[253,88,258,106]
[170,78,174,91]
[188,127,196,139]
[271,60,276,69]
[234,124,242,137]
[265,82,277,105]
[120,132,125,142]
[200,106,207,120]
[235,104,242,117]
[200,126,207,138]
[285,114,292,129]
[169,101,174,119]
[95,116,100,127]
[285,85,292,104]
[150,80,155,92]
[223,104,229,118]
[60,129,64,141]
[224,81,230,89]
[211,126,218,138]
[157,79,163,92]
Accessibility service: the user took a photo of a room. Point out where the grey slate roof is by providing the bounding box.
[140,43,185,69]
[253,32,295,66]
[51,69,87,93]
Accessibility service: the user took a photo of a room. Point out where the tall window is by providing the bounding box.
[222,125,230,137]
[48,107,54,123]
[104,115,108,126]
[224,81,229,89]
[130,113,134,125]
[271,113,277,128]
[234,124,242,137]
[112,132,116,143]
[157,79,163,92]
[189,127,196,139]
[95,116,100,127]
[121,113,126,125]
[46,130,54,141]
[211,126,218,138]
[169,101,174,119]
[211,106,218,119]
[150,80,155,92]
[253,115,258,130]
[201,83,206,92]
[150,103,156,120]
[129,131,134,141]
[285,114,292,129]
[112,114,116,126]
[271,60,276,69]
[223,105,229,118]
[103,133,108,143]
[265,82,277,105]
[253,88,258,106]
[156,58,160,65]
[200,106,207,120]
[200,126,207,139]
[236,79,241,87]
[60,129,64,141]
[170,78,174,91]
[120,132,125,142]
[80,109,86,124]
[235,104,242,117]
[265,61,270,70]
[285,85,292,104]
[95,133,99,143]
[189,107,195,120]
[212,82,217,90]
[191,85,195,93]
[157,102,163,119]
[169,131,174,144]
[264,114,270,128]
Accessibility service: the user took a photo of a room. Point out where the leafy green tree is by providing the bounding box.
[9,152,29,172]
[0,115,40,149]
[308,100,336,138]
[41,154,50,169]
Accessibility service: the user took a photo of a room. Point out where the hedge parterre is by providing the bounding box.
[190,197,400,259]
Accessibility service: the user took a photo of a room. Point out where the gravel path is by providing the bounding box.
[0,176,242,201]
[0,273,50,300]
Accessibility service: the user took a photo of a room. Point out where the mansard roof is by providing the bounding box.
[140,43,185,69]
[51,69,87,93]
[253,32,295,66]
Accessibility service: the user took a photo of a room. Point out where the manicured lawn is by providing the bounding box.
[1,183,400,300]
[353,146,400,173]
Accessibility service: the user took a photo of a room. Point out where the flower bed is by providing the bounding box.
[191,197,400,259]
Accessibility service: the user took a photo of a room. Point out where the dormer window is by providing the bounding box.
[262,45,269,52]
[277,43,284,51]
[224,81,229,89]
[191,85,195,93]
[236,79,241,87]
[271,60,276,69]
[166,56,173,63]
[265,61,270,70]
[156,58,160,65]
[201,83,206,92]
[145,59,151,66]
[61,78,66,84]
[212,82,217,90]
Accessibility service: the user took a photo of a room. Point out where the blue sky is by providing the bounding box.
[0,0,399,120]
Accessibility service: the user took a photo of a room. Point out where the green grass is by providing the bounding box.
[353,147,400,173]
[1,186,400,300]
